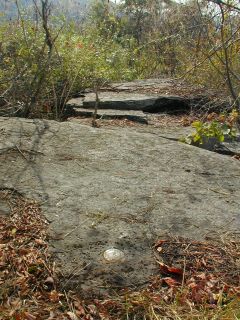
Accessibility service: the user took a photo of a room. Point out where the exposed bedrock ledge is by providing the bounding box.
[0,117,239,296]
[67,92,214,116]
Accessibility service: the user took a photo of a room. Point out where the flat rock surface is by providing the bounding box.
[73,108,148,123]
[111,78,176,91]
[67,79,212,116]
[223,136,240,154]
[0,117,239,295]
[68,92,159,111]
[108,78,208,97]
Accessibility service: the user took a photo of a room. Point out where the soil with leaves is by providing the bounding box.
[0,190,240,320]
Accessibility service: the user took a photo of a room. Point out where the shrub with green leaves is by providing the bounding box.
[0,12,137,119]
[181,110,239,146]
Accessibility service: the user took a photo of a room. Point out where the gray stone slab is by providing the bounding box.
[111,78,175,91]
[223,136,240,154]
[67,91,192,114]
[68,92,159,111]
[192,135,240,155]
[66,79,217,117]
[73,108,148,123]
[0,117,239,295]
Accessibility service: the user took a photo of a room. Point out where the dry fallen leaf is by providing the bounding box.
[66,311,79,320]
[45,276,54,285]
[35,238,46,245]
[49,290,60,303]
[154,239,167,248]
[162,277,180,287]
[157,261,183,276]
[24,312,37,320]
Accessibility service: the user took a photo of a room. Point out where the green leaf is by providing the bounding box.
[181,136,192,144]
[193,133,201,143]
[218,134,225,142]
[191,121,202,129]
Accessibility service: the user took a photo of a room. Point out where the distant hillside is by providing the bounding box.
[0,0,92,20]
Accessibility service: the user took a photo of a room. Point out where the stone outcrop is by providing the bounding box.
[66,78,214,121]
[0,117,239,295]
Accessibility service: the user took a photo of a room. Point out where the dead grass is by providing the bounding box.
[0,189,239,320]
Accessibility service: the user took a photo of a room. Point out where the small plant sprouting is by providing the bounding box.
[180,109,239,145]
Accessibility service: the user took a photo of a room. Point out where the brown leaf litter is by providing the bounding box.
[0,189,239,319]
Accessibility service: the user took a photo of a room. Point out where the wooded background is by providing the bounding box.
[0,0,239,118]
